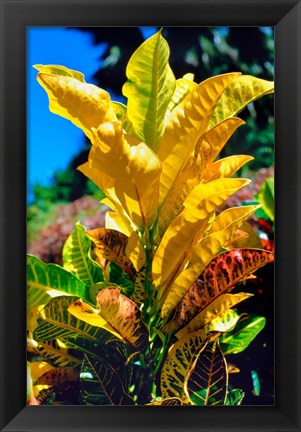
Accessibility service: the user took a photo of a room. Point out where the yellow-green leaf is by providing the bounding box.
[173,292,253,339]
[161,330,207,400]
[147,397,183,406]
[205,309,240,333]
[185,341,227,405]
[166,73,197,118]
[96,287,149,350]
[34,64,85,82]
[27,255,88,309]
[36,71,116,141]
[209,75,274,127]
[122,30,176,152]
[87,121,162,228]
[158,72,241,204]
[62,222,103,288]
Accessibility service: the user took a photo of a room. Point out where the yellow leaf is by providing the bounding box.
[161,205,258,319]
[158,117,245,234]
[202,155,254,182]
[88,121,161,228]
[158,72,241,205]
[125,231,146,272]
[153,179,250,302]
[161,330,207,400]
[105,211,134,238]
[210,75,274,127]
[37,72,116,141]
[34,64,86,82]
[68,299,124,341]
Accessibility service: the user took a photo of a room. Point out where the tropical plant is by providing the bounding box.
[27,29,274,406]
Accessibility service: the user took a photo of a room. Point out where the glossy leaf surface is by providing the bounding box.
[210,75,274,126]
[36,71,116,140]
[220,315,266,354]
[158,72,241,204]
[63,222,103,288]
[86,228,136,278]
[185,341,227,405]
[122,30,176,152]
[161,330,207,400]
[27,255,88,308]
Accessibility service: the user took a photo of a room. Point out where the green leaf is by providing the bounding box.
[209,75,274,127]
[122,29,176,152]
[33,296,123,349]
[27,255,88,309]
[220,315,266,355]
[185,341,228,405]
[80,355,134,405]
[251,370,261,396]
[255,177,274,222]
[226,388,245,405]
[62,222,104,288]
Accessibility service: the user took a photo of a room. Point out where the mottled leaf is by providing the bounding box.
[27,338,81,368]
[97,287,149,350]
[161,330,207,400]
[185,341,227,405]
[86,228,136,278]
[80,355,134,405]
[160,204,258,319]
[34,367,79,386]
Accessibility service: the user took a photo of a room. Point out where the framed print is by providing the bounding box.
[0,0,300,431]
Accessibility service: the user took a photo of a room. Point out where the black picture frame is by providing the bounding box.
[0,0,300,431]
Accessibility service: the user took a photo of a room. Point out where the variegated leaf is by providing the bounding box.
[160,204,258,319]
[161,330,207,400]
[86,228,136,279]
[27,255,88,309]
[173,292,252,339]
[185,341,227,405]
[63,222,104,287]
[148,397,183,406]
[226,388,245,405]
[27,338,81,368]
[166,73,197,118]
[80,355,134,405]
[34,367,79,386]
[97,287,149,350]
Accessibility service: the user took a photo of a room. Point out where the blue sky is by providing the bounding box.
[27,27,157,202]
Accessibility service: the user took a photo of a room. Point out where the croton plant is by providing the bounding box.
[27,29,274,406]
